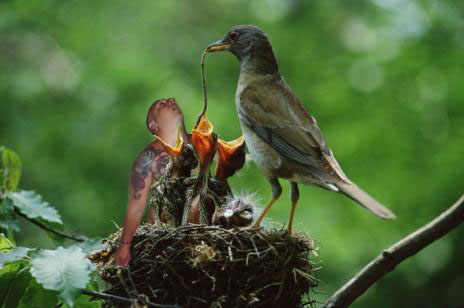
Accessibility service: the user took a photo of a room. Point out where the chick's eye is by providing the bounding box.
[229,32,238,41]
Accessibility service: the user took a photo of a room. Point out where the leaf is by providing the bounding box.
[8,190,62,224]
[18,278,59,308]
[0,260,29,307]
[78,238,105,254]
[0,198,20,232]
[4,265,32,308]
[31,246,93,307]
[0,146,22,192]
[0,233,14,251]
[42,220,67,244]
[0,247,31,268]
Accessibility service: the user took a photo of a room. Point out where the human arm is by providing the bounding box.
[115,147,168,266]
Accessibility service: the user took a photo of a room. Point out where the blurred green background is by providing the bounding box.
[1,0,463,307]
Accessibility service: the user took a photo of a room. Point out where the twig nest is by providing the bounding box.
[90,224,319,308]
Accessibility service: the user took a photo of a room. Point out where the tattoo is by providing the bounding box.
[130,147,169,200]
[152,151,169,181]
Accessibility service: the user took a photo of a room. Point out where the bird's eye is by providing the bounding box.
[229,31,239,42]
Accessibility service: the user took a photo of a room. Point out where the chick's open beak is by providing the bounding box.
[215,136,246,181]
[207,40,230,52]
[192,114,217,164]
[154,126,184,158]
[217,136,245,161]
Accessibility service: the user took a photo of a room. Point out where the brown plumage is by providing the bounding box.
[207,25,396,234]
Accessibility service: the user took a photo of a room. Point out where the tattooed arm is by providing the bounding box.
[115,145,169,266]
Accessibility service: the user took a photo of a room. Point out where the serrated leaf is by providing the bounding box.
[0,247,31,268]
[8,190,62,224]
[18,278,59,308]
[31,246,93,307]
[0,146,22,191]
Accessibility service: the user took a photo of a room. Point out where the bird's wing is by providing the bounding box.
[238,77,348,182]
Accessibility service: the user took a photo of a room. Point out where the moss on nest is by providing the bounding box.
[90,224,319,308]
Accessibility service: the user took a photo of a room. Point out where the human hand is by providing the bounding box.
[114,243,130,266]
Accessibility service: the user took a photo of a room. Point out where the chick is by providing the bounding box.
[149,127,197,226]
[212,195,255,228]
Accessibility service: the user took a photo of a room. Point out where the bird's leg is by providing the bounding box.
[253,177,282,228]
[288,181,299,235]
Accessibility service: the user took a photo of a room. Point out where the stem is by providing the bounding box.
[81,289,181,308]
[195,48,209,128]
[14,209,86,242]
[324,194,464,308]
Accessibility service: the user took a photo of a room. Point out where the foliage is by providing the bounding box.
[31,246,93,307]
[0,146,100,307]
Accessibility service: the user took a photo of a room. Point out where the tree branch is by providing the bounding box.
[81,289,180,307]
[14,209,87,242]
[324,194,464,308]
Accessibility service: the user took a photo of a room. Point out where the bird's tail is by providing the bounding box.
[336,181,396,219]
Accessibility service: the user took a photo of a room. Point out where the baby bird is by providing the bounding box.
[183,114,218,225]
[210,135,246,204]
[212,195,254,229]
[149,127,197,226]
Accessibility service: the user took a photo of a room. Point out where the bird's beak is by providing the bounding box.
[192,114,218,175]
[154,125,183,158]
[207,40,230,52]
[217,136,245,159]
[215,136,246,181]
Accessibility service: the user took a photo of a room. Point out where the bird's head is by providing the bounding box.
[192,114,218,180]
[212,196,255,228]
[215,136,246,182]
[154,126,197,177]
[207,25,278,74]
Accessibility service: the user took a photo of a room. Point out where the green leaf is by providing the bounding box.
[63,291,102,308]
[0,198,19,232]
[4,265,32,308]
[31,246,93,307]
[0,247,31,268]
[0,260,23,305]
[18,278,59,308]
[42,220,67,244]
[8,190,62,224]
[0,146,22,192]
[0,260,29,307]
[0,233,14,251]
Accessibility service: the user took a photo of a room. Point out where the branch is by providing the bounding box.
[15,209,87,242]
[81,289,180,308]
[324,194,464,308]
[81,289,132,304]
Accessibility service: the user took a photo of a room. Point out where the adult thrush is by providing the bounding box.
[207,25,396,234]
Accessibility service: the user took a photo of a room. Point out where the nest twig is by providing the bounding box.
[90,224,319,308]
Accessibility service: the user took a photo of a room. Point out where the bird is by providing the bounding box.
[212,195,255,229]
[183,114,218,225]
[210,135,246,202]
[150,126,198,226]
[206,25,396,234]
[187,135,247,225]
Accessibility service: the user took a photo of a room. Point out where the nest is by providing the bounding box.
[90,224,319,308]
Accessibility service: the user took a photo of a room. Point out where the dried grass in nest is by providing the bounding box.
[90,224,319,308]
